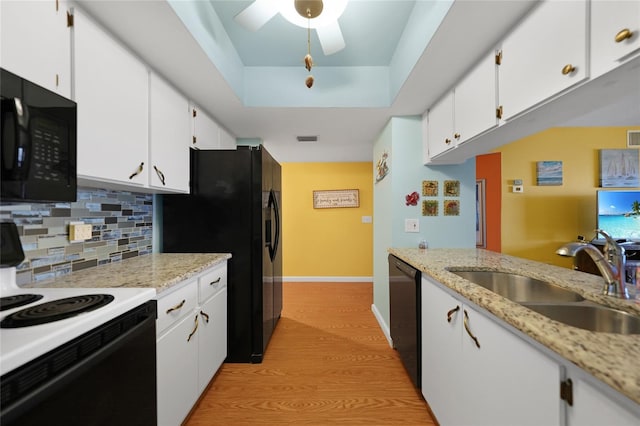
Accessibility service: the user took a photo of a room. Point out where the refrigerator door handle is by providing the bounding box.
[268,189,280,262]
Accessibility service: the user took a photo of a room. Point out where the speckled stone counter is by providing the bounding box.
[23,253,231,295]
[389,248,640,406]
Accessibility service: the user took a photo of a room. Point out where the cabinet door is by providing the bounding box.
[149,73,190,192]
[74,8,149,186]
[421,277,462,426]
[568,374,640,426]
[0,0,71,97]
[454,51,498,144]
[591,0,640,79]
[499,0,588,120]
[157,313,199,426]
[197,287,227,394]
[426,92,455,159]
[460,303,563,426]
[192,106,220,149]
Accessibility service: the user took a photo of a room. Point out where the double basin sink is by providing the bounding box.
[448,270,640,335]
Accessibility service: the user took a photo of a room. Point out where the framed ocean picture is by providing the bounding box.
[536,161,563,186]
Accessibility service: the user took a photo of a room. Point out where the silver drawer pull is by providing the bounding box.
[209,277,221,286]
[166,299,185,314]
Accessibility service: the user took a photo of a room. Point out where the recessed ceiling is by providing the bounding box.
[210,1,416,67]
[74,0,544,162]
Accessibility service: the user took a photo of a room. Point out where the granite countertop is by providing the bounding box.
[23,253,231,295]
[389,248,640,406]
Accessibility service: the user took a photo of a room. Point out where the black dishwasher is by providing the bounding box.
[388,254,421,389]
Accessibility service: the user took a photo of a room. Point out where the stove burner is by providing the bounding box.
[0,294,44,311]
[0,294,115,328]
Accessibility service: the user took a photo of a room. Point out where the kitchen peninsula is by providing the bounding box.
[390,247,640,424]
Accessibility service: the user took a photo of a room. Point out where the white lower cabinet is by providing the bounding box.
[421,276,562,426]
[567,371,640,426]
[157,308,199,426]
[156,262,228,426]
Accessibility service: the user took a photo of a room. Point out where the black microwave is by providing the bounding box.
[1,68,77,202]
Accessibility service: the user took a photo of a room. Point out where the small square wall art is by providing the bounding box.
[444,180,460,196]
[422,200,438,216]
[536,161,563,186]
[422,180,438,196]
[444,200,460,216]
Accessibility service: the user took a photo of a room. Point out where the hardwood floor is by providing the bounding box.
[185,282,436,426]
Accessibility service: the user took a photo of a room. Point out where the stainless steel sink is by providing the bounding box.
[522,303,640,335]
[449,270,584,302]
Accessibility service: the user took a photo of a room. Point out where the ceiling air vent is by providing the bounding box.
[297,136,318,143]
[628,130,640,148]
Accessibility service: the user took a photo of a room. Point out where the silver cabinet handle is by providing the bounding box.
[166,299,185,314]
[187,315,199,342]
[129,162,144,180]
[463,309,480,348]
[153,165,166,186]
[446,305,460,323]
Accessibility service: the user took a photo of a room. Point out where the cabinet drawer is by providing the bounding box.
[156,280,198,335]
[198,263,227,303]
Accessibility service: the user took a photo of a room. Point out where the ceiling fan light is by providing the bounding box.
[280,0,348,29]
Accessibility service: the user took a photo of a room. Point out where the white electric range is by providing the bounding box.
[0,266,155,376]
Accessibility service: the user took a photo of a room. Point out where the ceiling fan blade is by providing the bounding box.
[316,21,345,55]
[234,0,279,32]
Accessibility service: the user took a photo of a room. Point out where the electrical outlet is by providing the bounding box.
[512,185,524,193]
[405,219,419,233]
[69,222,92,242]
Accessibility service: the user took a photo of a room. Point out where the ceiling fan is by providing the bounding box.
[234,0,347,55]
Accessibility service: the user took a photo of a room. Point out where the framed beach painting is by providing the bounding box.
[536,161,563,186]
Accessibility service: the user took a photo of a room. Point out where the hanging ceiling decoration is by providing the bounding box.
[299,1,323,88]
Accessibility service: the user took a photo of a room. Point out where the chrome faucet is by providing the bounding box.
[556,229,629,299]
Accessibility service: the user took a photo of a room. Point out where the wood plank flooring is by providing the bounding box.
[185,282,436,426]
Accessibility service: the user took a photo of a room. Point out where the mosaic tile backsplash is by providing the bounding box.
[0,188,153,285]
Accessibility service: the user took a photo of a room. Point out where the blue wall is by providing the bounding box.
[373,116,475,330]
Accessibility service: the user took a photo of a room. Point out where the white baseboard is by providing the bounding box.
[283,276,373,282]
[372,303,393,348]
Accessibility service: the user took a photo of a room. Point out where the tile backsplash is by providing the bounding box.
[0,188,153,285]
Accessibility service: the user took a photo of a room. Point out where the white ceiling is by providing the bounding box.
[73,0,638,163]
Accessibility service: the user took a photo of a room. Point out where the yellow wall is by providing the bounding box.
[281,162,373,278]
[497,127,640,268]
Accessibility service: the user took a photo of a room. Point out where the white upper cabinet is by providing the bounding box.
[498,0,588,121]
[426,92,455,159]
[191,104,236,150]
[191,105,220,150]
[453,51,498,144]
[149,73,190,193]
[590,0,640,79]
[74,8,149,187]
[425,51,497,162]
[0,0,71,97]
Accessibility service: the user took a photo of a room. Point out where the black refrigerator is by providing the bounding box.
[161,145,282,363]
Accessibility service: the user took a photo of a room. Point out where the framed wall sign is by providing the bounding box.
[313,189,360,209]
